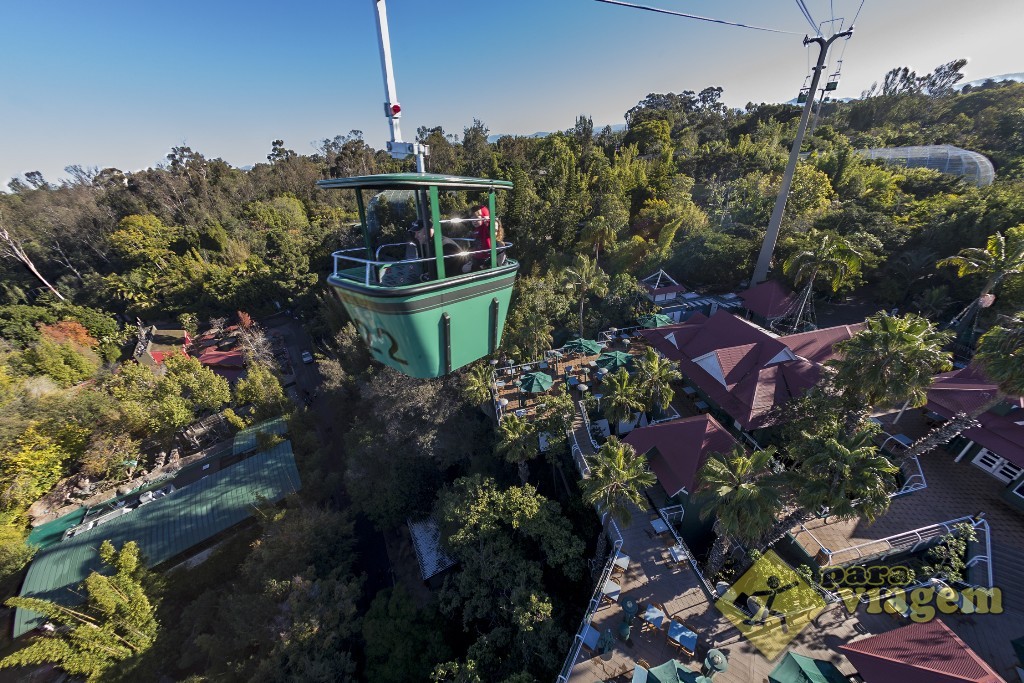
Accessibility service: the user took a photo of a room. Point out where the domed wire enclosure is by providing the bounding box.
[859,144,995,187]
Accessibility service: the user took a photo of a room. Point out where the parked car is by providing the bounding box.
[301,350,314,364]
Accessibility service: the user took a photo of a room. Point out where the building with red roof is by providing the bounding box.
[738,280,796,327]
[925,365,1024,507]
[623,415,738,498]
[840,619,1005,683]
[638,311,860,436]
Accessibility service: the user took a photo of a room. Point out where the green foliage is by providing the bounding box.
[831,312,953,413]
[601,368,643,435]
[462,363,493,407]
[436,475,583,679]
[234,363,288,421]
[582,436,656,526]
[363,587,451,683]
[923,522,978,583]
[18,337,99,386]
[1,541,158,682]
[975,312,1024,397]
[0,425,70,526]
[787,430,898,523]
[696,444,784,547]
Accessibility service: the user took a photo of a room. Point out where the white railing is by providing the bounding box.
[598,325,642,345]
[330,241,514,287]
[577,400,601,453]
[802,515,991,576]
[894,455,928,497]
[649,403,681,425]
[655,506,717,599]
[555,501,624,682]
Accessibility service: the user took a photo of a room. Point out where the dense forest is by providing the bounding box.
[0,59,1023,681]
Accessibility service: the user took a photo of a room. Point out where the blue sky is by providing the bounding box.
[1,0,1020,184]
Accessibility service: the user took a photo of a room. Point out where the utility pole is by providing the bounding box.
[750,28,853,286]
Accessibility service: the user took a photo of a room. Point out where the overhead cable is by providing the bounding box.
[594,0,801,35]
[794,0,820,33]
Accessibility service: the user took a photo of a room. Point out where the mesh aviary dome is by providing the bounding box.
[859,144,995,187]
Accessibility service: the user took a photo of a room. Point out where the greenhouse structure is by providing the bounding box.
[858,144,995,186]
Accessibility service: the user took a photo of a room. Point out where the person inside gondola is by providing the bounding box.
[411,219,464,280]
[464,205,505,272]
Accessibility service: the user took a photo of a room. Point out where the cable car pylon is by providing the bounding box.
[751,27,853,286]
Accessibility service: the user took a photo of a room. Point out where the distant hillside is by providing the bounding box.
[962,72,1024,88]
[487,123,625,143]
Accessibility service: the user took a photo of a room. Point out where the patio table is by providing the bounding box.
[602,579,621,603]
[641,604,666,630]
[514,409,527,418]
[891,433,913,448]
[631,665,649,683]
[614,553,630,571]
[495,380,506,388]
[650,517,669,535]
[668,545,686,565]
[568,376,580,388]
[694,400,709,413]
[667,621,697,654]
[582,623,600,651]
[682,386,696,398]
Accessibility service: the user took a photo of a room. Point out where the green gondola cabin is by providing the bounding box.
[319,173,519,378]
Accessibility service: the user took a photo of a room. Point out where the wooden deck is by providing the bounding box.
[493,336,648,420]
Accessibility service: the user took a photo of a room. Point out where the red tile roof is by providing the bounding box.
[783,323,866,364]
[639,311,822,430]
[196,347,245,369]
[623,415,738,496]
[840,619,1005,683]
[639,312,863,430]
[739,280,796,320]
[927,365,1024,467]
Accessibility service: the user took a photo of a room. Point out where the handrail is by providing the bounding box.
[577,400,601,453]
[556,511,623,683]
[330,241,515,286]
[803,515,986,568]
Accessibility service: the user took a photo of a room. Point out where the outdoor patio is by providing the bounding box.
[492,332,648,421]
[789,407,1024,564]
[564,496,902,683]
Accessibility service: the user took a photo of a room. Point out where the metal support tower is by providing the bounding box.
[750,28,853,286]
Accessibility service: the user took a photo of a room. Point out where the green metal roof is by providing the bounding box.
[317,173,513,191]
[13,442,301,637]
[232,415,289,455]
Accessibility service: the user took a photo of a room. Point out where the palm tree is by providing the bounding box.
[938,226,1024,349]
[790,430,898,524]
[462,363,493,407]
[602,368,643,436]
[581,216,618,263]
[498,414,537,485]
[830,312,953,427]
[581,437,656,527]
[780,231,862,332]
[635,347,681,420]
[937,226,1024,302]
[695,445,784,578]
[562,254,610,337]
[913,285,952,320]
[902,312,1024,460]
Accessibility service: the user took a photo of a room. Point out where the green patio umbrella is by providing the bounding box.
[563,337,602,355]
[768,652,846,683]
[517,371,553,394]
[596,350,634,372]
[638,313,674,328]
